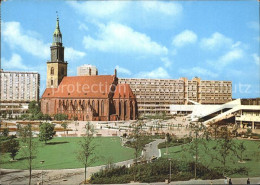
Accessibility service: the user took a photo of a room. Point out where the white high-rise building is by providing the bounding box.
[77,64,98,76]
[0,70,40,118]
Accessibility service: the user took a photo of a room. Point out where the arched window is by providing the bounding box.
[51,67,54,75]
[119,101,121,117]
[82,100,85,110]
[74,100,78,110]
[46,102,49,114]
[101,100,104,116]
[92,100,95,110]
[51,80,54,86]
[124,101,127,117]
[97,101,99,114]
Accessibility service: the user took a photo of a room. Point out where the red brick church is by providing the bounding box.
[41,17,137,121]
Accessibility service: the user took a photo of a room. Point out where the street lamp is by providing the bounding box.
[40,160,45,185]
[169,158,172,183]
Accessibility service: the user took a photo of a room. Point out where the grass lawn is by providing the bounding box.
[161,139,260,177]
[1,137,135,170]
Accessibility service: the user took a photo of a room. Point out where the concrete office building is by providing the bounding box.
[0,70,40,118]
[119,77,232,115]
[77,64,98,76]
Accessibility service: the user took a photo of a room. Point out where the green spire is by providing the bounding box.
[53,13,62,44]
[53,17,61,36]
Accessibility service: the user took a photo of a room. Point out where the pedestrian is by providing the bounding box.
[229,178,232,185]
[247,178,250,184]
[224,177,228,184]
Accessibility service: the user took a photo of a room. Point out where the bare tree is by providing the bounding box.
[76,122,97,184]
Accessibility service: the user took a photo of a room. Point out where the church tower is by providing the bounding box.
[46,15,67,88]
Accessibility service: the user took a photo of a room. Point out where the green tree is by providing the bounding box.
[237,141,246,162]
[35,112,44,120]
[42,114,51,121]
[132,122,145,164]
[246,128,252,137]
[54,113,68,121]
[3,138,20,160]
[2,128,9,137]
[184,122,209,179]
[19,124,38,185]
[61,122,68,135]
[28,101,40,114]
[39,122,56,144]
[77,122,97,184]
[210,126,237,176]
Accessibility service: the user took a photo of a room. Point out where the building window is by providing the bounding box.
[51,80,54,86]
[51,67,54,75]
[124,101,127,117]
[101,100,104,116]
[46,103,49,114]
[92,100,95,110]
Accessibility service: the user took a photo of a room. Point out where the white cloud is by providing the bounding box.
[218,49,244,66]
[68,1,129,21]
[65,47,86,62]
[2,21,85,62]
[247,21,259,31]
[179,67,218,78]
[200,32,233,50]
[67,1,182,28]
[160,57,172,67]
[83,22,168,55]
[136,67,170,79]
[141,1,182,16]
[208,49,244,69]
[252,53,259,65]
[172,30,197,47]
[2,21,50,59]
[1,53,36,71]
[78,22,89,31]
[115,65,132,75]
[2,53,28,70]
[68,1,182,19]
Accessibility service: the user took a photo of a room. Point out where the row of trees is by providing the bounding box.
[176,122,248,179]
[1,121,96,184]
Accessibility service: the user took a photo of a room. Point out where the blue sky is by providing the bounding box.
[1,0,259,98]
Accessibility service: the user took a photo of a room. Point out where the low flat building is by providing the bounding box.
[170,98,260,131]
[119,77,232,115]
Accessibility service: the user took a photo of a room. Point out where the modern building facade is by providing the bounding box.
[0,70,40,118]
[77,64,98,76]
[170,98,260,131]
[119,77,232,115]
[41,17,137,121]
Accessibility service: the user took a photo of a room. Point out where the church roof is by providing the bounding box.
[42,75,116,99]
[113,84,135,99]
